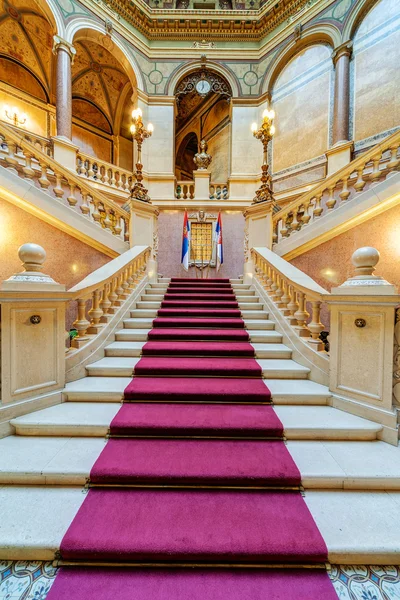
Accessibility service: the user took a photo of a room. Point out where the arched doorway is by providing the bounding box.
[174,61,232,185]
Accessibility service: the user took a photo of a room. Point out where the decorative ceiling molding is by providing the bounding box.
[101,0,312,41]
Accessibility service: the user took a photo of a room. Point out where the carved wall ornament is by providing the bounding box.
[244,223,249,262]
[105,18,113,35]
[153,231,159,258]
[188,211,217,220]
[192,40,215,49]
[193,139,212,170]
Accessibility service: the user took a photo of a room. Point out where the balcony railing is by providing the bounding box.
[0,121,130,243]
[272,130,400,244]
[176,180,195,200]
[175,180,229,200]
[77,151,133,196]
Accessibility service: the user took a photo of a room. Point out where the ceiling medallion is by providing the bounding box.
[175,56,231,102]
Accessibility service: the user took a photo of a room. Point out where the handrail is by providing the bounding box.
[67,245,151,349]
[251,247,329,352]
[0,121,130,242]
[77,150,133,194]
[272,129,400,243]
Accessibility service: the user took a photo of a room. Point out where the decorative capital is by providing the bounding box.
[53,35,76,63]
[332,41,353,66]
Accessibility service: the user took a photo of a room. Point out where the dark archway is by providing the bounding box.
[176,131,199,180]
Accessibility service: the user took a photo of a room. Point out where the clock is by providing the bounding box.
[196,79,211,95]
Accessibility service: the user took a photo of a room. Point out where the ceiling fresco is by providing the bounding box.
[0,0,54,97]
[72,40,132,134]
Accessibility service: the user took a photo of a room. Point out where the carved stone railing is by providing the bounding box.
[0,121,130,243]
[272,130,400,244]
[77,151,133,196]
[5,123,54,157]
[251,246,329,353]
[209,182,229,200]
[67,245,151,350]
[176,180,195,200]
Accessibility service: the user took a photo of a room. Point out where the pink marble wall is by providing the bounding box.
[290,204,400,329]
[157,210,244,279]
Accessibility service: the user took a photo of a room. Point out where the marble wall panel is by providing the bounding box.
[353,0,400,142]
[272,70,330,173]
[290,203,400,328]
[72,123,112,162]
[118,136,133,171]
[207,124,230,183]
[157,210,244,279]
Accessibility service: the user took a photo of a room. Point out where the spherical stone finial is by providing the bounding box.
[351,246,381,273]
[18,243,46,273]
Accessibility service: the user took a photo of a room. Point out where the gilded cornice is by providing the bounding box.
[96,0,312,42]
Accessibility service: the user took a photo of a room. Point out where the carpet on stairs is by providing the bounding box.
[50,278,336,599]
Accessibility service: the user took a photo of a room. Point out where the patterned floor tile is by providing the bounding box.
[1,561,400,599]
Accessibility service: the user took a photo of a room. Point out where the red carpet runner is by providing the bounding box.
[48,278,337,599]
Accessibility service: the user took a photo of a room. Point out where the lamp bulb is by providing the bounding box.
[130,124,136,134]
[262,109,269,119]
[269,109,275,120]
[147,123,154,133]
[251,122,257,132]
[270,125,276,135]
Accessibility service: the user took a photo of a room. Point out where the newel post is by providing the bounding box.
[0,244,67,406]
[326,247,400,418]
[129,199,159,283]
[243,202,273,284]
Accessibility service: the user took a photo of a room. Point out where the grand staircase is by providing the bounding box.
[2,277,400,598]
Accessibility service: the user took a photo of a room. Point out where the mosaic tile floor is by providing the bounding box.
[1,561,400,599]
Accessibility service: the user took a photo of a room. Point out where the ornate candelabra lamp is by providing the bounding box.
[130,107,154,203]
[4,106,27,127]
[251,109,275,204]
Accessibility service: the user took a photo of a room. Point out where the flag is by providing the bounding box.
[214,212,223,271]
[181,210,191,271]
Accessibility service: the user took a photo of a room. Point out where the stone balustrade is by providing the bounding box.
[67,245,151,349]
[0,121,130,243]
[209,183,229,200]
[272,129,400,244]
[176,180,195,200]
[251,246,329,353]
[76,151,133,196]
[6,124,54,157]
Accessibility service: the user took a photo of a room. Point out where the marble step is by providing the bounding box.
[115,328,284,344]
[142,294,258,303]
[0,438,398,489]
[104,341,292,360]
[2,486,398,562]
[122,318,275,330]
[84,357,309,379]
[129,309,268,320]
[136,302,264,311]
[11,402,379,440]
[62,377,331,404]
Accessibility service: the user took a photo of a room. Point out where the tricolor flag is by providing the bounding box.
[181,210,191,271]
[214,212,223,272]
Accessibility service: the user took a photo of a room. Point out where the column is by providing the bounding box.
[332,42,352,145]
[53,35,76,140]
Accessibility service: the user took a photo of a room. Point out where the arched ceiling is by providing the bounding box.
[0,0,54,99]
[72,40,132,135]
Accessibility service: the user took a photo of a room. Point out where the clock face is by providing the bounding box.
[196,79,211,95]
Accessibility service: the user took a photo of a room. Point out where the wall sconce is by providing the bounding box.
[4,105,27,127]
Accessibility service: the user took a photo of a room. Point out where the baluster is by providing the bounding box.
[124,175,130,193]
[354,166,366,192]
[279,216,289,238]
[121,267,130,293]
[87,161,95,180]
[312,194,323,217]
[77,157,86,176]
[293,291,310,338]
[326,185,336,210]
[115,273,125,303]
[114,217,122,236]
[38,161,50,188]
[103,209,112,229]
[264,265,274,292]
[279,280,291,315]
[286,285,299,326]
[301,201,312,226]
[87,289,104,333]
[110,169,117,187]
[274,275,285,307]
[22,151,35,179]
[269,271,279,299]
[126,264,135,289]
[5,141,19,169]
[117,172,124,190]
[80,192,90,215]
[108,277,119,313]
[103,168,110,186]
[369,152,382,183]
[387,143,400,170]
[100,283,112,321]
[53,172,64,198]
[190,185,195,200]
[71,298,90,348]
[272,222,278,244]
[123,217,130,242]
[67,184,77,207]
[91,199,102,224]
[290,211,300,232]
[339,176,350,202]
[307,300,325,351]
